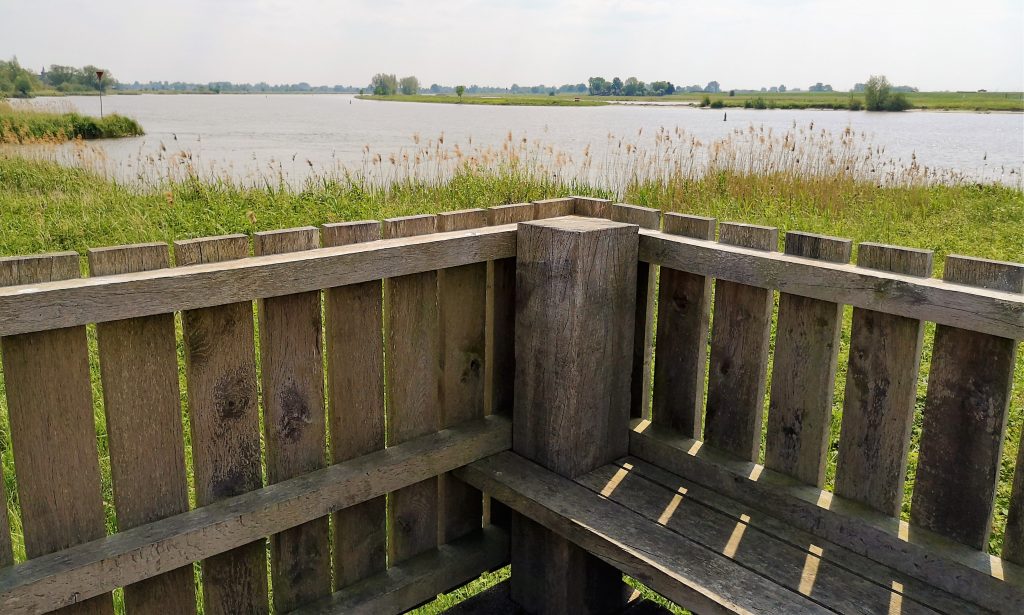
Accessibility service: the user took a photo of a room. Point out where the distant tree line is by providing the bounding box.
[119,81,362,94]
[1,58,118,97]
[369,74,420,95]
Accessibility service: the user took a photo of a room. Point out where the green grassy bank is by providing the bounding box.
[0,155,1020,613]
[357,93,607,106]
[0,100,144,144]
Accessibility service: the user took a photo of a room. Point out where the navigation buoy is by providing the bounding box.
[723,112,727,121]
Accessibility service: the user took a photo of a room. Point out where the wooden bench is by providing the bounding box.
[0,196,1018,614]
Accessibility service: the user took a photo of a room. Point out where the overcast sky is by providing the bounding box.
[3,0,1022,91]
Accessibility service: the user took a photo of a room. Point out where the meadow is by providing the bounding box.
[0,99,143,144]
[0,123,1020,613]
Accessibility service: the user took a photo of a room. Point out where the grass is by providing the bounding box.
[0,128,1020,614]
[357,93,607,106]
[0,99,144,144]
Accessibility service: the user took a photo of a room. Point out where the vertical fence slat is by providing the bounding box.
[321,221,387,589]
[764,232,852,487]
[834,243,933,517]
[254,227,331,610]
[383,214,441,564]
[0,253,113,615]
[611,203,662,419]
[704,223,778,462]
[574,196,612,219]
[176,234,270,615]
[437,209,488,543]
[651,214,716,438]
[486,203,536,417]
[88,243,197,615]
[533,197,575,219]
[911,256,1023,549]
[1006,436,1024,564]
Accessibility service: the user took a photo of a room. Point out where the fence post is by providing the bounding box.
[511,216,638,614]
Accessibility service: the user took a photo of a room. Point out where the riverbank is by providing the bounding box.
[0,101,143,144]
[356,94,607,106]
[358,90,1023,111]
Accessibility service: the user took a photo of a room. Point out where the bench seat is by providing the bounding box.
[456,451,992,615]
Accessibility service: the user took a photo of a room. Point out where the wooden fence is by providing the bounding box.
[0,196,1019,614]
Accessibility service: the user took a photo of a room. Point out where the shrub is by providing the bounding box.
[884,93,911,111]
[753,97,767,110]
[700,95,711,107]
[848,97,864,111]
[709,99,724,109]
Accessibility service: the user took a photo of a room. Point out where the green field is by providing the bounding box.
[357,93,607,106]
[0,100,143,143]
[0,153,1020,614]
[359,90,1023,111]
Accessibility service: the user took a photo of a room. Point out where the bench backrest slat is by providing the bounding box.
[764,231,852,487]
[910,255,1024,549]
[703,222,777,462]
[834,242,934,517]
[89,242,197,614]
[176,233,270,615]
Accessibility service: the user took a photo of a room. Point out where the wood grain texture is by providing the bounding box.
[88,243,197,615]
[321,221,387,590]
[532,197,575,219]
[437,210,488,544]
[254,227,330,611]
[0,224,518,337]
[579,461,947,615]
[512,217,638,614]
[457,452,830,615]
[764,232,852,487]
[704,223,778,462]
[611,203,662,419]
[629,420,1024,613]
[601,456,982,615]
[834,243,933,517]
[639,230,1024,340]
[176,234,270,615]
[382,214,442,565]
[0,416,510,615]
[573,196,612,219]
[0,252,114,615]
[291,527,508,615]
[911,255,1024,549]
[651,214,716,438]
[485,203,535,418]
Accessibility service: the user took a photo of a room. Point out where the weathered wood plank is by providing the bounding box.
[0,252,114,615]
[0,416,511,615]
[704,223,778,462]
[651,214,716,438]
[911,256,1024,549]
[383,214,442,565]
[485,203,535,418]
[578,461,944,615]
[573,196,612,219]
[0,224,518,337]
[321,221,387,590]
[607,456,983,615]
[88,243,197,615]
[291,527,508,615]
[629,419,1024,613]
[512,217,638,614]
[437,210,488,544]
[764,232,852,487]
[176,234,270,615]
[456,452,830,615]
[638,230,1024,340]
[254,227,330,611]
[532,197,574,218]
[834,243,933,517]
[611,203,662,419]
[1007,441,1024,565]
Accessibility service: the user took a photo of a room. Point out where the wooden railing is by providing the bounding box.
[0,198,576,615]
[0,195,1020,614]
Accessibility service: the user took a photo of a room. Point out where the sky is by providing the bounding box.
[3,0,1023,91]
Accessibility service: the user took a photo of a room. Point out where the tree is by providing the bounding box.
[588,77,609,96]
[863,75,908,111]
[455,85,465,100]
[611,77,623,95]
[14,74,32,97]
[371,73,398,96]
[399,75,419,95]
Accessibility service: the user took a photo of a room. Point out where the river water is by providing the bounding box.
[9,94,1023,188]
